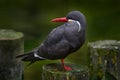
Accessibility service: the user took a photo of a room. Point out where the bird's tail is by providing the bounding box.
[16,51,45,66]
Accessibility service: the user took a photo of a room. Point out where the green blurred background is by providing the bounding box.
[0,0,120,80]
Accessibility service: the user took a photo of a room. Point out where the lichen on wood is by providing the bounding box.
[0,29,23,40]
[42,63,89,80]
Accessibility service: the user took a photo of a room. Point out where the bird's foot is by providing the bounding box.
[63,66,72,71]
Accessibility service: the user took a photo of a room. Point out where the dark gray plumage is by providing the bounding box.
[16,11,86,66]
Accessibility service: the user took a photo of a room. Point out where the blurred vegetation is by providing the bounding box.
[0,0,120,80]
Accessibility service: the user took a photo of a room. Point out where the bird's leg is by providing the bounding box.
[61,59,72,71]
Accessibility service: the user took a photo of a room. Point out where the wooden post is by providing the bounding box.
[88,40,120,80]
[42,63,89,80]
[0,29,24,80]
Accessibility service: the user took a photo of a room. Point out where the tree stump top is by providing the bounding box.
[43,63,88,74]
[88,40,120,50]
[42,63,89,80]
[0,29,23,40]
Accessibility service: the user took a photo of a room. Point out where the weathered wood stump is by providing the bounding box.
[0,29,24,80]
[42,63,89,80]
[88,40,120,80]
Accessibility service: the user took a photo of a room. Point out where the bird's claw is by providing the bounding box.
[63,66,72,71]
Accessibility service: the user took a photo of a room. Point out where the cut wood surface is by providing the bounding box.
[42,63,89,80]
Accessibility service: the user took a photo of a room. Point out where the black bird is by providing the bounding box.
[16,11,86,70]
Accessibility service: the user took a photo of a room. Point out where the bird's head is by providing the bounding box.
[51,11,86,27]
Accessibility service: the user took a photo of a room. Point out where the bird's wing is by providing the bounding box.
[43,21,80,46]
[38,24,72,59]
[43,26,65,46]
[37,22,83,59]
